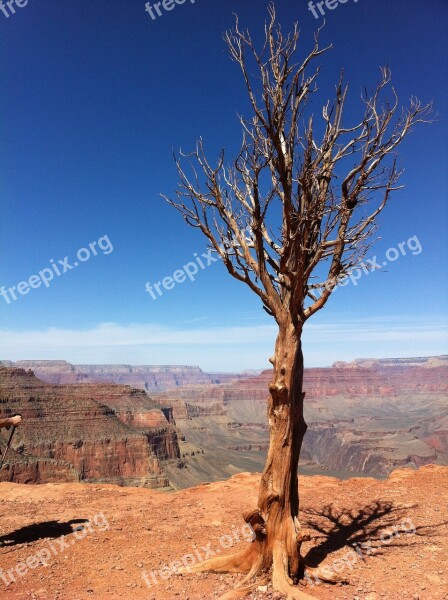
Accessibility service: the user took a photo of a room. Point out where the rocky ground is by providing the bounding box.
[0,465,447,600]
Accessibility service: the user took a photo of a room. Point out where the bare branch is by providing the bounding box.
[164,7,432,328]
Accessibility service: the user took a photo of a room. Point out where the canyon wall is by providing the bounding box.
[1,356,446,490]
[151,356,448,484]
[0,367,179,489]
[0,361,244,391]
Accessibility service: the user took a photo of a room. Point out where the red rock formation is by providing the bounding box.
[151,357,448,480]
[1,357,446,486]
[0,361,246,391]
[0,367,179,489]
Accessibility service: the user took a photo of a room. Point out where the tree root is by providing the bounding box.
[175,518,345,600]
[217,572,269,600]
[176,544,258,576]
[271,542,317,600]
[305,564,347,584]
[175,543,268,600]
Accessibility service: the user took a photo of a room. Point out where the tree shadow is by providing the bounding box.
[301,500,447,568]
[0,519,88,547]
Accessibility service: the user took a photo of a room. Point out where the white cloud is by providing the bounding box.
[0,317,446,371]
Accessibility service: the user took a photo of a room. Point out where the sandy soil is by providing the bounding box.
[0,465,447,600]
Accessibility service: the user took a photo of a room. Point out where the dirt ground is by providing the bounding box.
[0,465,447,600]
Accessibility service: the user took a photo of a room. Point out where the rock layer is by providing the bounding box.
[152,356,448,484]
[0,367,179,489]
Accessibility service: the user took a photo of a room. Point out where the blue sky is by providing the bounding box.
[0,0,447,371]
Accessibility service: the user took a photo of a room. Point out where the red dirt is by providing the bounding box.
[0,465,447,600]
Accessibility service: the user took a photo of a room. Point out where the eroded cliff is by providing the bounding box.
[0,367,179,489]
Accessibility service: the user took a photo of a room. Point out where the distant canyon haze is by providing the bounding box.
[0,356,446,490]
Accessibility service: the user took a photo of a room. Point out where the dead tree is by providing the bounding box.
[163,5,431,599]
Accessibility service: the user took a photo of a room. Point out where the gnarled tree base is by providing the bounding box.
[176,512,345,600]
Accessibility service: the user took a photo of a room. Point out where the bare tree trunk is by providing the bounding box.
[256,323,307,585]
[177,324,327,599]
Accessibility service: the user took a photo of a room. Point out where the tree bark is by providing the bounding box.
[255,321,308,582]
[175,322,340,599]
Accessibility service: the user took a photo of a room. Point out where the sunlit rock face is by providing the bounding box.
[152,356,448,484]
[0,366,179,489]
[1,360,243,391]
[0,356,446,490]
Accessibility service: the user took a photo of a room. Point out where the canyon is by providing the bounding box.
[0,366,179,489]
[0,356,446,490]
[151,355,448,486]
[0,360,245,390]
